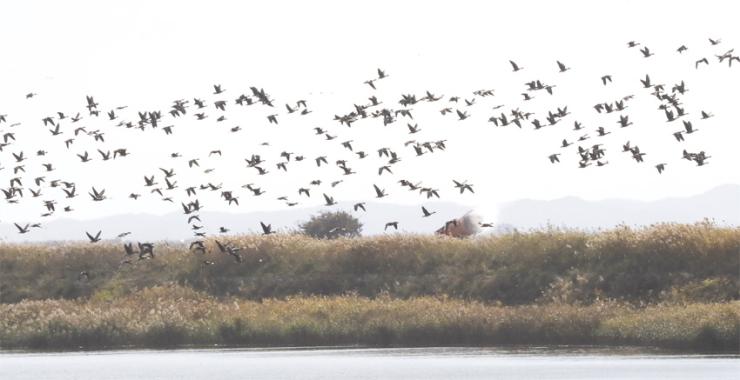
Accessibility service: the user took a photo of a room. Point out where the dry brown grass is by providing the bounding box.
[2,222,736,304]
[1,285,737,351]
[1,222,738,350]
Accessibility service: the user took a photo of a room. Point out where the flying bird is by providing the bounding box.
[86,230,102,243]
[260,222,274,235]
[509,60,523,72]
[421,206,436,217]
[556,60,570,72]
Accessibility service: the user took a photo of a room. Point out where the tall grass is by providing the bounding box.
[1,222,737,304]
[1,285,737,350]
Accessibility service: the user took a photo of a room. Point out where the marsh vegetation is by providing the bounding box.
[1,222,738,350]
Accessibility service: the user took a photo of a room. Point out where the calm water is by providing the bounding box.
[1,347,738,380]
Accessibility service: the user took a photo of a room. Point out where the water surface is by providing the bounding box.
[1,347,738,380]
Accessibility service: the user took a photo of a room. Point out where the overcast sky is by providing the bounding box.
[0,0,738,228]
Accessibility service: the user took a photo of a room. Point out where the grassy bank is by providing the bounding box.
[1,285,737,351]
[1,222,738,305]
[1,223,738,351]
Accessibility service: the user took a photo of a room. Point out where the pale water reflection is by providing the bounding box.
[1,347,738,380]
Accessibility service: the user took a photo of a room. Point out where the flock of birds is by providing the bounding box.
[0,37,736,266]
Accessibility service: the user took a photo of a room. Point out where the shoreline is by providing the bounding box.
[2,344,739,356]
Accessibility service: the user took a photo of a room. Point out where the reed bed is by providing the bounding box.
[1,223,737,350]
[1,285,737,351]
[1,222,737,304]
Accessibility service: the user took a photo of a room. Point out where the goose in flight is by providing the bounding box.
[639,46,654,58]
[453,180,474,194]
[260,221,274,235]
[86,230,102,243]
[215,240,241,263]
[323,193,337,206]
[89,187,106,201]
[421,206,436,217]
[14,223,31,234]
[556,60,570,72]
[373,184,387,198]
[683,120,697,134]
[617,114,632,128]
[509,60,523,72]
[640,74,652,88]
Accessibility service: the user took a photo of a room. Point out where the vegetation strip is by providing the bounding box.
[1,223,737,351]
[1,286,737,351]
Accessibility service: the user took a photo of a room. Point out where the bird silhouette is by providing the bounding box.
[421,206,436,217]
[453,180,474,194]
[373,184,387,198]
[556,60,570,72]
[86,230,102,243]
[14,223,31,234]
[260,222,274,235]
[509,60,523,72]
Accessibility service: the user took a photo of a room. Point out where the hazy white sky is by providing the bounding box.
[0,0,738,226]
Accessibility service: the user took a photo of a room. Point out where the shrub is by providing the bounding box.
[299,211,363,239]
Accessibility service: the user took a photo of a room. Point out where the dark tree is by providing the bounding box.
[299,211,362,239]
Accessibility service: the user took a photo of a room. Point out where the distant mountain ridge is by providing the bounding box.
[1,185,737,242]
[497,184,740,229]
